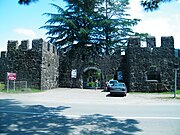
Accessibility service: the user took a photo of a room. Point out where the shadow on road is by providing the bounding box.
[106,94,126,97]
[0,99,142,135]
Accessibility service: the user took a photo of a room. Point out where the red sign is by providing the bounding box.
[7,72,16,80]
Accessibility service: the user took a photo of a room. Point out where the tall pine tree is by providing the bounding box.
[41,0,142,54]
[93,0,141,54]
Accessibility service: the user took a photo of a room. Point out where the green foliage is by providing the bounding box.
[18,0,38,5]
[88,82,95,87]
[134,32,149,41]
[41,0,144,55]
[141,0,173,11]
[88,81,100,87]
[0,82,5,90]
[18,0,175,12]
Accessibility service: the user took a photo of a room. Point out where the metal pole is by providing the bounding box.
[174,69,177,98]
[14,80,15,91]
[7,80,9,92]
[25,81,27,89]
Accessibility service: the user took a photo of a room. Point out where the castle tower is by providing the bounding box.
[126,36,175,92]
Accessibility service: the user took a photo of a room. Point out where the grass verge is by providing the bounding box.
[130,90,180,100]
[161,90,180,94]
[0,88,43,93]
[157,97,180,100]
[130,90,180,95]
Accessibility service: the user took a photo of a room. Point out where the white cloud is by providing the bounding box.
[135,17,172,35]
[128,0,180,48]
[128,0,143,18]
[13,28,37,38]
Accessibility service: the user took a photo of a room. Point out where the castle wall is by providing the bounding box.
[0,39,59,90]
[0,36,177,92]
[58,47,123,88]
[175,49,180,90]
[126,36,174,92]
[39,39,59,90]
[58,36,176,92]
[5,40,42,89]
[0,51,7,82]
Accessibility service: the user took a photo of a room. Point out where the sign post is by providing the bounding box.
[71,69,77,88]
[7,72,16,92]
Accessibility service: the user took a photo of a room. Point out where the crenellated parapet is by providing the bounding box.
[127,36,141,47]
[31,38,58,55]
[7,40,29,52]
[0,51,6,58]
[6,38,58,55]
[146,36,156,48]
[7,40,18,52]
[161,36,174,49]
[128,36,174,49]
[19,40,30,51]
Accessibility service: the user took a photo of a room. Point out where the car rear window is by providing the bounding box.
[115,83,125,87]
[110,81,118,84]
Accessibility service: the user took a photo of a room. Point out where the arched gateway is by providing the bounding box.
[82,67,102,89]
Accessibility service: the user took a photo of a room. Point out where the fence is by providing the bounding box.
[7,81,27,91]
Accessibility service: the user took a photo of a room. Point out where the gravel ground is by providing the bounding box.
[0,88,179,105]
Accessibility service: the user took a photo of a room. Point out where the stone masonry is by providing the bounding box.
[0,39,59,90]
[126,36,174,92]
[0,36,178,92]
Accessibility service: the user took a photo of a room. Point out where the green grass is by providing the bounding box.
[158,97,180,100]
[0,88,43,93]
[0,82,43,93]
[130,90,180,100]
[0,82,5,90]
[161,90,180,94]
[130,90,180,94]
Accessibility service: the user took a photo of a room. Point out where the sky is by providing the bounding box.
[0,0,180,52]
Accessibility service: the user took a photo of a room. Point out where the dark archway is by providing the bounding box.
[82,67,102,89]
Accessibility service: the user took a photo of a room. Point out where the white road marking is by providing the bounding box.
[0,110,180,120]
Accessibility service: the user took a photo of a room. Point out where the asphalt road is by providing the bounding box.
[0,88,180,135]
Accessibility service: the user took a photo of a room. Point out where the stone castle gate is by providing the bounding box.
[0,36,178,92]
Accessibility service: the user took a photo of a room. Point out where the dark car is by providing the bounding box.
[110,82,127,96]
[107,80,118,92]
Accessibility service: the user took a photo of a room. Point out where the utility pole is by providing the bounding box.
[174,64,179,98]
[174,68,177,98]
